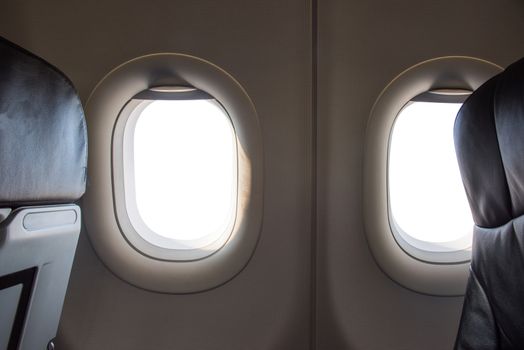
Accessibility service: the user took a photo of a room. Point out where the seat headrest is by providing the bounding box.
[0,37,87,207]
[455,57,524,228]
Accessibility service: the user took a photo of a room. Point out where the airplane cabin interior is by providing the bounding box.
[1,0,524,349]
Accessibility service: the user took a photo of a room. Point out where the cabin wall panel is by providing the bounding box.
[317,0,524,349]
[0,1,313,349]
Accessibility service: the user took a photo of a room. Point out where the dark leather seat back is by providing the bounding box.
[0,37,87,350]
[454,57,524,349]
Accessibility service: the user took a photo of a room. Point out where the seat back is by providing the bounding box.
[0,37,87,350]
[454,57,524,349]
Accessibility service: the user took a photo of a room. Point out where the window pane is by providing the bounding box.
[129,99,237,246]
[389,101,473,251]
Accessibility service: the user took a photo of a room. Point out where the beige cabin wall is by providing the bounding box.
[0,1,313,349]
[316,0,524,349]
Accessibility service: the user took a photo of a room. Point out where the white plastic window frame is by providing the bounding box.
[114,92,238,261]
[388,92,473,263]
[364,56,501,296]
[84,54,263,293]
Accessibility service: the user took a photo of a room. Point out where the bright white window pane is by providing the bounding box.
[128,99,237,248]
[389,101,473,252]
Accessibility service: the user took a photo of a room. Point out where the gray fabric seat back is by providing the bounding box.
[0,37,87,350]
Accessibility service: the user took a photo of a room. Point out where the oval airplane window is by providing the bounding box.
[388,92,474,260]
[84,53,263,293]
[364,56,502,296]
[116,89,237,259]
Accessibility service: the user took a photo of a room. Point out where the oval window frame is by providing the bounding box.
[388,93,473,264]
[114,91,238,261]
[84,53,263,293]
[364,56,501,296]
